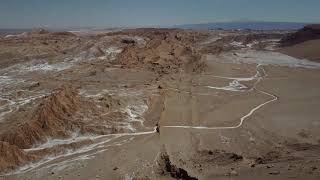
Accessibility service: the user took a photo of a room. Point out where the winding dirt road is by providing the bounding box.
[163,64,278,130]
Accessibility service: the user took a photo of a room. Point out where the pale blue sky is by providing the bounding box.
[0,0,319,28]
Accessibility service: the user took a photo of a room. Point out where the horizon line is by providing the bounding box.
[0,20,318,30]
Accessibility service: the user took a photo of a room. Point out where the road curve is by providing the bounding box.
[163,65,278,130]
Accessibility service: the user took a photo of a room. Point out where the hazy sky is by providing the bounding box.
[0,0,319,28]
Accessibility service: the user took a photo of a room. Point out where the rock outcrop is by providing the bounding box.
[280,24,320,46]
[0,85,83,149]
[156,147,198,180]
[0,141,36,173]
[115,29,206,74]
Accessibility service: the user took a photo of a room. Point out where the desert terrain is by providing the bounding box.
[0,26,320,180]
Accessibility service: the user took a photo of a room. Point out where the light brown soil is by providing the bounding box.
[280,39,320,62]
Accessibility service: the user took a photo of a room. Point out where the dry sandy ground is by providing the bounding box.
[0,28,320,180]
[280,39,320,62]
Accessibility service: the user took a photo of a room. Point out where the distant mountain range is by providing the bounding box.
[173,21,309,30]
[0,22,311,36]
[0,29,31,35]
